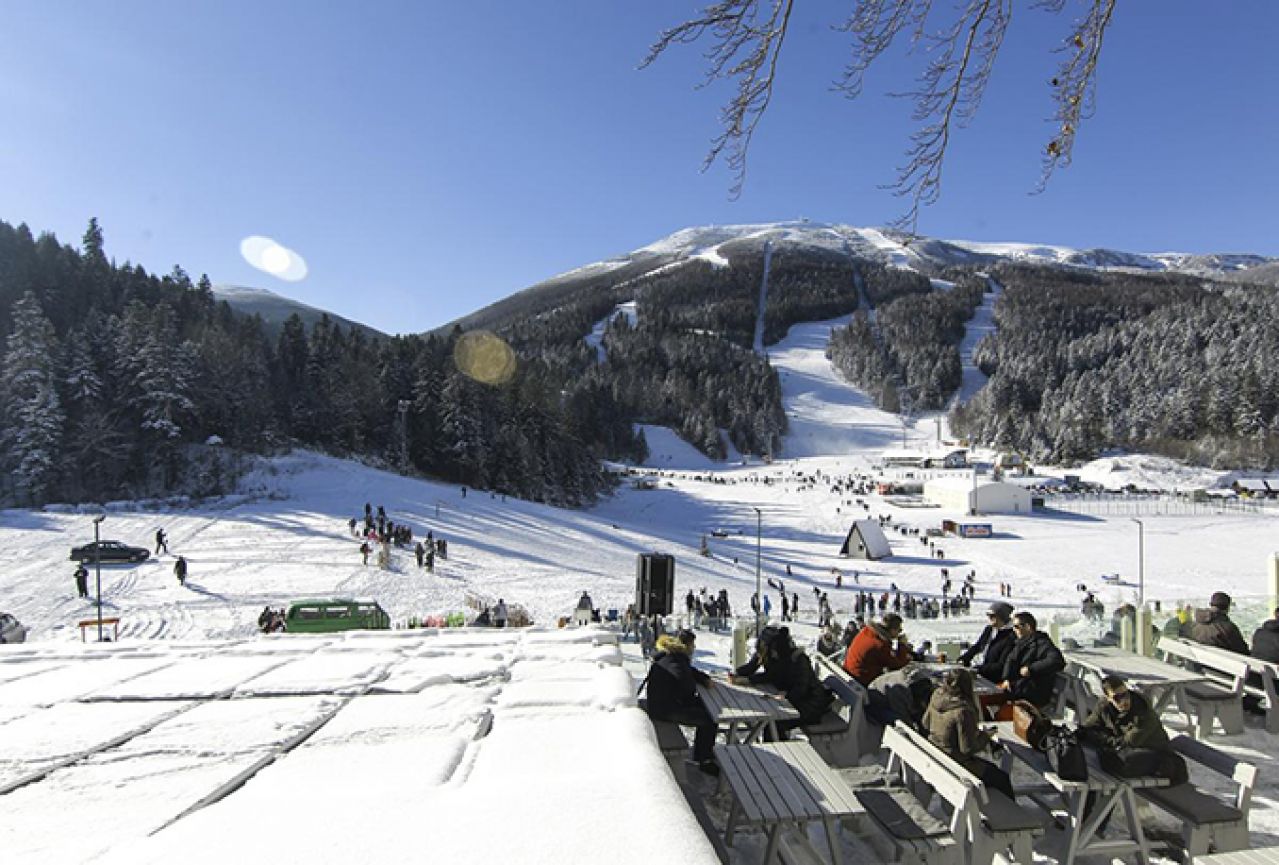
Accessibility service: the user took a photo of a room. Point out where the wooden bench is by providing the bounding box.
[1136,734,1257,860]
[891,724,1043,865]
[813,654,883,767]
[78,617,120,642]
[1155,637,1247,736]
[1244,656,1279,735]
[637,699,690,780]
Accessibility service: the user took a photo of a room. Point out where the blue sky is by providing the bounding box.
[2,1,1276,335]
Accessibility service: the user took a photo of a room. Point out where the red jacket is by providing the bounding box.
[843,623,910,686]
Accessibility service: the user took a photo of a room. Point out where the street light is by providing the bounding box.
[1131,518,1145,608]
[753,507,762,637]
[92,514,105,642]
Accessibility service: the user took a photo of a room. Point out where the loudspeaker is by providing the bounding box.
[636,553,675,616]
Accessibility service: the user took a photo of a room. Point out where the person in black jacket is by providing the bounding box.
[959,601,1016,685]
[1251,608,1279,663]
[644,629,719,775]
[733,625,834,738]
[999,611,1065,708]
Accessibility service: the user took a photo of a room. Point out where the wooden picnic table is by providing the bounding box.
[701,678,800,744]
[715,740,866,865]
[992,721,1168,865]
[912,662,1008,717]
[1064,646,1209,727]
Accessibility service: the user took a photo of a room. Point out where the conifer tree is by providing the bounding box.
[1,292,65,502]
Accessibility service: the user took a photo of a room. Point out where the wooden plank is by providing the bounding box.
[1193,846,1279,864]
[784,741,864,816]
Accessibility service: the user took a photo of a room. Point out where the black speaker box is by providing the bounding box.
[636,553,675,615]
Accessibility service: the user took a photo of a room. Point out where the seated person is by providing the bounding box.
[816,623,843,659]
[843,613,912,687]
[998,611,1065,708]
[734,626,834,739]
[959,601,1016,685]
[1078,675,1187,786]
[1191,592,1249,655]
[643,629,719,776]
[868,665,935,728]
[923,668,1015,799]
[1251,607,1279,663]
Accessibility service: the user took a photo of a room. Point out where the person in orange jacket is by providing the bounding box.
[843,612,912,686]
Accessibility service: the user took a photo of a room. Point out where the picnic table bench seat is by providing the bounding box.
[1135,734,1256,859]
[1154,638,1247,736]
[810,655,883,767]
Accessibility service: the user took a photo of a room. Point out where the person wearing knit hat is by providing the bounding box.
[958,601,1017,685]
[1190,592,1248,655]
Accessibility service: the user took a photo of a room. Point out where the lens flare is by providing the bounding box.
[454,331,517,386]
[240,235,308,282]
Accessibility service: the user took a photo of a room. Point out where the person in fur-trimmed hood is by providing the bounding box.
[1191,592,1249,655]
[643,629,719,776]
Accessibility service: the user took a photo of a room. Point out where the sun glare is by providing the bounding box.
[240,235,309,282]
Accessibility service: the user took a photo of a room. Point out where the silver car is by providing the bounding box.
[0,612,27,644]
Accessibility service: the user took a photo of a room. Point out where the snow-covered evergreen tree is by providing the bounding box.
[1,292,65,502]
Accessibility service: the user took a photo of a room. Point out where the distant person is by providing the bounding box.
[574,592,593,626]
[733,626,833,739]
[1191,592,1249,655]
[414,541,425,568]
[173,556,188,586]
[959,601,1016,685]
[643,629,719,776]
[842,613,912,687]
[154,528,168,555]
[998,611,1065,709]
[1163,603,1194,639]
[359,541,371,566]
[1251,607,1279,663]
[73,564,89,598]
[924,668,1014,799]
[494,598,508,629]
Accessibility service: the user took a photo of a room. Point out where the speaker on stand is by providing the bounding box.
[635,553,675,616]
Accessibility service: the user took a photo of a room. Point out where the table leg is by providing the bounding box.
[822,817,842,865]
[763,823,782,864]
[724,797,740,847]
[1063,792,1087,865]
[1118,788,1152,865]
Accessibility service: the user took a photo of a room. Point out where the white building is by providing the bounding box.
[924,476,1033,515]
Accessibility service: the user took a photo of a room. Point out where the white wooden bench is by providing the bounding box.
[1136,734,1257,860]
[1243,655,1279,735]
[809,656,874,767]
[890,723,1043,865]
[812,654,883,766]
[1155,637,1247,736]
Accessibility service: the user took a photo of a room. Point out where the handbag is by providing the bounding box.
[1045,726,1089,782]
[1011,700,1052,750]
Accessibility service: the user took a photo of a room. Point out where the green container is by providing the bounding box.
[283,598,391,633]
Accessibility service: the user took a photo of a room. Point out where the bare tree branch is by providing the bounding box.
[643,1,1116,227]
[1035,0,1118,191]
[641,0,795,199]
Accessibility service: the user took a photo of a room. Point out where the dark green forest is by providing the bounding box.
[0,219,620,506]
[951,264,1279,468]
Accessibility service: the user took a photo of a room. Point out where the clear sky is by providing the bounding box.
[2,1,1275,335]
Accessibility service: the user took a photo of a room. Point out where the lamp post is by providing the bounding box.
[1131,518,1145,608]
[92,514,105,642]
[753,506,762,637]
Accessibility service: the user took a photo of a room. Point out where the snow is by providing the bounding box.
[4,309,1279,862]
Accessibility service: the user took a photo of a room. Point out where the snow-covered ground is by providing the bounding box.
[3,311,1279,862]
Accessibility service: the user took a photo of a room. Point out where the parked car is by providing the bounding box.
[0,612,27,644]
[69,540,150,564]
[282,598,390,634]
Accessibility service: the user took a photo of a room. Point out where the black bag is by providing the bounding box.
[1045,726,1088,782]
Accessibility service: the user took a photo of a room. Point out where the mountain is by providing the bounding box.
[438,220,1277,334]
[211,283,386,339]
